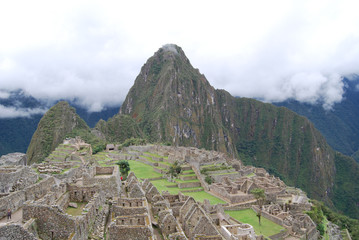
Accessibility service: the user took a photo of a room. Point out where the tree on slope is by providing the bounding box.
[251,188,266,225]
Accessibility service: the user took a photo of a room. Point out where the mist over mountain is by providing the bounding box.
[0,91,119,156]
[274,76,359,162]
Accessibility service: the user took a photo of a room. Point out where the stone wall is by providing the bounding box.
[113,198,147,217]
[68,184,98,202]
[23,204,76,240]
[0,224,37,240]
[0,166,37,194]
[289,203,312,213]
[107,224,153,240]
[24,177,56,202]
[114,205,147,216]
[0,152,27,166]
[23,218,40,239]
[79,193,106,239]
[268,229,289,240]
[209,185,256,204]
[35,183,67,206]
[211,173,240,182]
[178,182,202,188]
[0,190,25,219]
[96,166,114,175]
[83,166,121,198]
[56,192,70,210]
[0,177,55,219]
[192,166,210,191]
[52,166,82,181]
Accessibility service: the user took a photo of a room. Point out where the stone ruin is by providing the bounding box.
[0,152,27,166]
[0,140,323,239]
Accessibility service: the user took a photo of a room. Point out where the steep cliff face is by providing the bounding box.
[120,45,235,154]
[26,101,89,164]
[114,44,359,218]
[219,95,335,202]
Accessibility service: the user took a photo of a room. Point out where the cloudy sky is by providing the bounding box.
[1,0,359,117]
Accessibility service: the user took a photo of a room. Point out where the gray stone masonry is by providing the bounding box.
[0,153,27,166]
[0,224,37,240]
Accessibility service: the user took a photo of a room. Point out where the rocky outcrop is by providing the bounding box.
[0,152,27,166]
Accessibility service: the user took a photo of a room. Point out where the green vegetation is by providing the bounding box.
[117,160,130,179]
[274,79,359,161]
[251,188,266,225]
[204,175,213,184]
[127,159,225,204]
[120,138,146,148]
[95,115,144,143]
[305,201,325,235]
[27,101,90,164]
[225,209,285,238]
[332,152,359,219]
[128,160,162,179]
[167,161,182,178]
[183,191,225,204]
[150,179,224,204]
[308,200,359,239]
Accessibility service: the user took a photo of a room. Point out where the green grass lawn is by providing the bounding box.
[150,179,225,204]
[126,159,227,205]
[225,209,285,238]
[183,191,226,204]
[128,160,163,179]
[151,179,181,194]
[175,178,200,183]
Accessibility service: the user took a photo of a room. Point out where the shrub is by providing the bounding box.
[117,160,130,179]
[205,175,213,184]
[168,161,182,178]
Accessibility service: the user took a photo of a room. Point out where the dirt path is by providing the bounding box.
[0,208,23,226]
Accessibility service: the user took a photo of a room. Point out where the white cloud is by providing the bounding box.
[0,0,358,111]
[0,91,10,99]
[0,105,47,119]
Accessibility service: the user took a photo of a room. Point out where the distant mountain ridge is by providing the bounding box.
[0,91,119,156]
[274,77,359,162]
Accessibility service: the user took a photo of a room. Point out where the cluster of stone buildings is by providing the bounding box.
[0,139,321,239]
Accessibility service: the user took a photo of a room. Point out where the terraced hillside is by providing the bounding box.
[91,147,226,204]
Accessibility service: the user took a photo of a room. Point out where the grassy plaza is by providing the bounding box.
[225,209,285,238]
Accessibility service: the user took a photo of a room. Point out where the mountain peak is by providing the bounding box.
[26,101,89,163]
[160,44,180,54]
